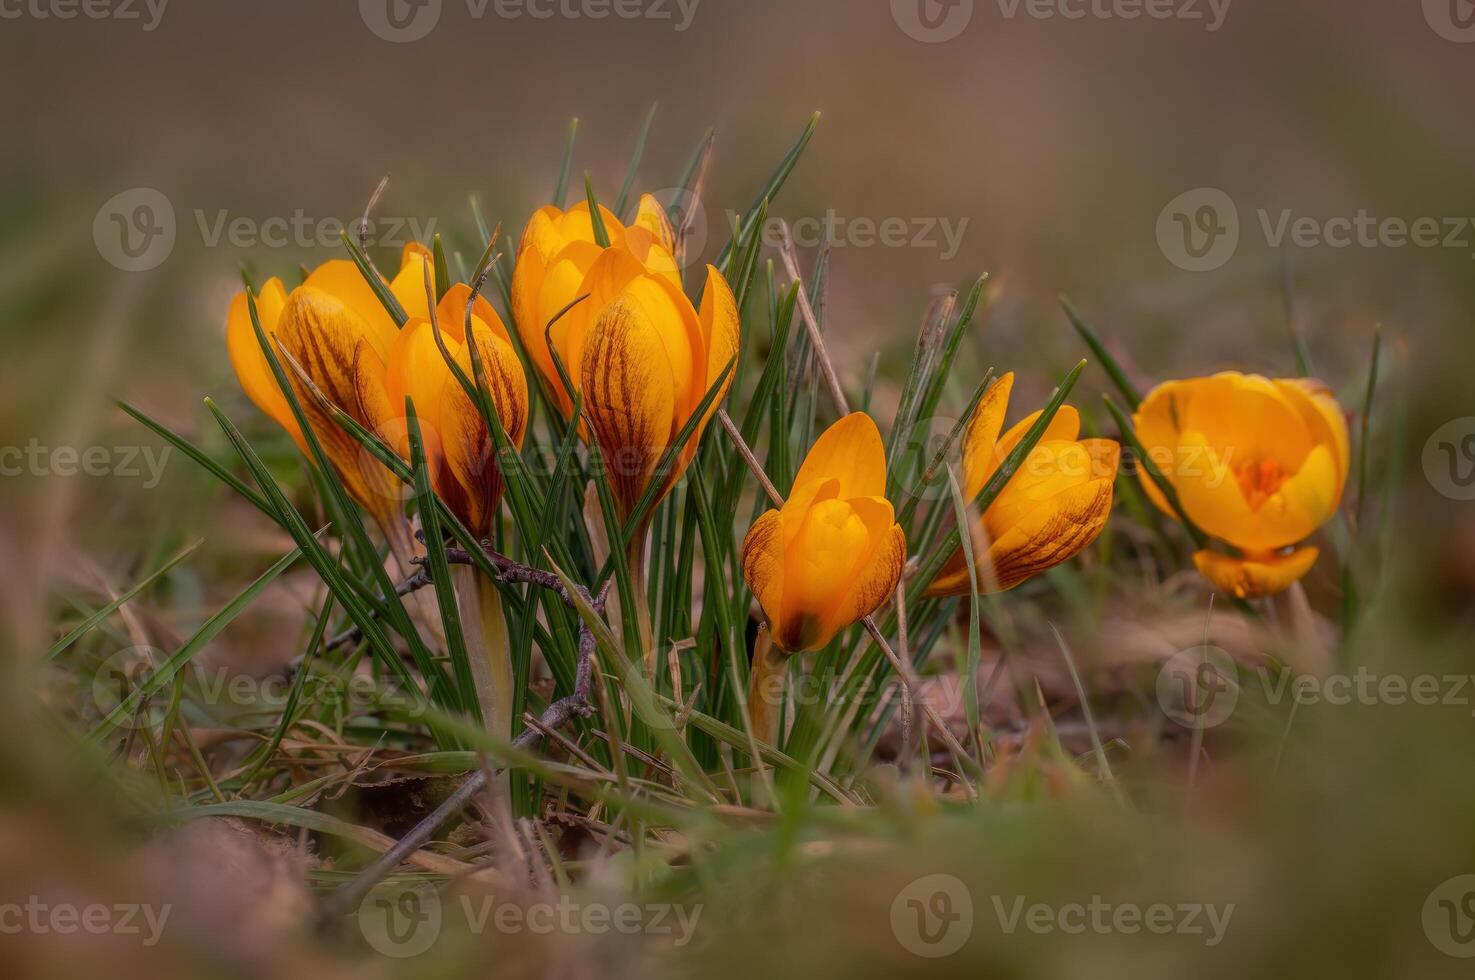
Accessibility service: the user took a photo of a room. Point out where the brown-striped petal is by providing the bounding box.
[580,294,679,520]
[276,287,402,527]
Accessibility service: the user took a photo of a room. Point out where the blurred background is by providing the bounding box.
[3,0,1475,975]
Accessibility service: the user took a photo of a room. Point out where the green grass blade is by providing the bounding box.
[204,399,431,711]
[914,274,989,425]
[1355,324,1382,531]
[894,369,994,533]
[339,231,408,327]
[1342,324,1383,644]
[236,590,336,790]
[432,233,451,300]
[45,539,202,661]
[668,127,715,219]
[406,400,475,721]
[1280,248,1315,377]
[87,542,304,741]
[544,555,721,802]
[553,117,579,207]
[584,174,612,247]
[615,103,658,218]
[118,400,272,518]
[655,696,858,805]
[1101,393,1209,549]
[715,111,819,271]
[1060,295,1143,409]
[886,292,954,479]
[944,467,984,740]
[243,291,455,712]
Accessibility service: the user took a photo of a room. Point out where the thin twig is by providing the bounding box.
[357,176,391,280]
[776,221,849,415]
[862,618,979,784]
[673,133,714,271]
[323,560,434,650]
[718,409,782,506]
[318,553,609,923]
[893,587,915,773]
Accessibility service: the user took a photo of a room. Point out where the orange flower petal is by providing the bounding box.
[1193,546,1320,599]
[694,265,740,433]
[1275,377,1350,502]
[740,509,786,641]
[633,193,677,253]
[226,278,303,450]
[961,372,1014,499]
[821,497,906,642]
[301,260,399,353]
[791,412,888,499]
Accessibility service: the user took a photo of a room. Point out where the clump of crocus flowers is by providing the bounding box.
[226,189,1352,758]
[227,243,529,741]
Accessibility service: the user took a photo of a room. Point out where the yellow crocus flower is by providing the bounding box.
[228,245,531,744]
[741,413,908,654]
[511,195,684,417]
[511,195,739,525]
[355,281,529,539]
[226,245,438,554]
[924,372,1120,597]
[356,279,529,747]
[1133,371,1348,598]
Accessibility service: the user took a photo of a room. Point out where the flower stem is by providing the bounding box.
[746,627,789,745]
[628,533,656,678]
[382,515,445,647]
[453,564,513,753]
